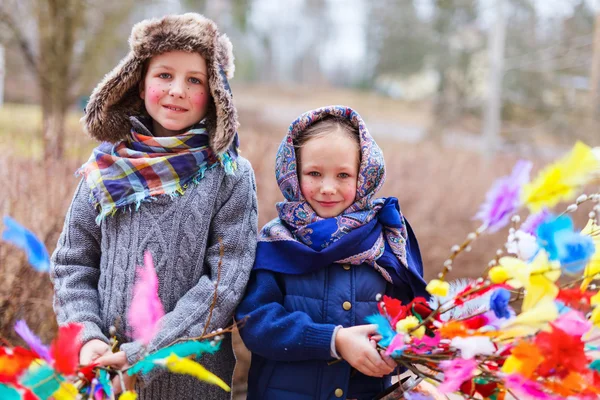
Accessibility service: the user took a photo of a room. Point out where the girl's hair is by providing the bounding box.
[293,116,360,160]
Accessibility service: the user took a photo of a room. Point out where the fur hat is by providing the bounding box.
[82,13,237,155]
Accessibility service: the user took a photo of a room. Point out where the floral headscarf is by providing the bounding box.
[255,105,426,291]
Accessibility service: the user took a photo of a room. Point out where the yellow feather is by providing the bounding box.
[580,219,600,290]
[501,298,558,338]
[522,141,599,212]
[52,383,78,400]
[119,391,138,400]
[163,354,231,392]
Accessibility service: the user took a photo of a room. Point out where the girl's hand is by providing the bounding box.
[368,334,398,370]
[335,324,395,377]
[79,339,111,365]
[95,351,136,394]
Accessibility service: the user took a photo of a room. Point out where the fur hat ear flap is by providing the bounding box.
[207,33,238,155]
[82,54,144,143]
[217,34,235,79]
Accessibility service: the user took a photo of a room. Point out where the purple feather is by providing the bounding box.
[14,320,53,363]
[521,208,551,237]
[475,160,532,233]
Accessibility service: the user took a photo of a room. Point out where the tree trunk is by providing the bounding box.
[41,98,66,160]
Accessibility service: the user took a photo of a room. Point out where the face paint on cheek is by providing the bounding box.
[191,92,209,108]
[147,87,162,104]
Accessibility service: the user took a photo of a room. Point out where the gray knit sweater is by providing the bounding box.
[50,157,258,400]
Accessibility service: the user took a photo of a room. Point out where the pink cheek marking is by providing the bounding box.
[146,87,162,104]
[190,92,209,108]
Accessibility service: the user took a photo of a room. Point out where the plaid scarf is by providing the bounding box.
[78,117,238,224]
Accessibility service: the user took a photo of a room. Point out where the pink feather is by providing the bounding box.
[128,251,165,345]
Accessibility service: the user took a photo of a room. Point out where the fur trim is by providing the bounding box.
[82,13,238,154]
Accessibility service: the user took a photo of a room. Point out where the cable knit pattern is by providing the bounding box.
[50,157,258,400]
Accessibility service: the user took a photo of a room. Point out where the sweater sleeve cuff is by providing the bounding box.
[303,324,337,359]
[79,322,110,345]
[330,325,343,359]
[120,341,145,366]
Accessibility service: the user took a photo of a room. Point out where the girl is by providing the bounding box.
[236,106,430,400]
[50,13,258,400]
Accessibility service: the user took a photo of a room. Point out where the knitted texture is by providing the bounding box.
[50,158,258,400]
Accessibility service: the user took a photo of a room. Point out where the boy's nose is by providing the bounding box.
[169,80,186,98]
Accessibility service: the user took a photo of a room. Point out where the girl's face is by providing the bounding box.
[298,129,359,218]
[140,51,210,137]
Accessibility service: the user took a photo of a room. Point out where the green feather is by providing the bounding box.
[20,364,63,399]
[98,369,112,396]
[129,340,221,375]
[0,384,21,400]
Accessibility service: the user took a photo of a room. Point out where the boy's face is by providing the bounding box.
[140,51,210,136]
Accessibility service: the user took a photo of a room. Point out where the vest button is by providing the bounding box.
[342,301,352,311]
[343,264,351,270]
[335,388,344,397]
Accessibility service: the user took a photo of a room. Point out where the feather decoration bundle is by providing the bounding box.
[128,252,165,345]
[155,354,231,392]
[128,340,221,375]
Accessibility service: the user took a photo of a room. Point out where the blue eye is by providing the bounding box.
[158,73,171,79]
[189,77,202,84]
[338,173,350,178]
[308,171,320,177]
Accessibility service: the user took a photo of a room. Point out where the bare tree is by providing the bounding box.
[0,0,135,159]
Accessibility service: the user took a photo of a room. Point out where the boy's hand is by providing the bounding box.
[96,351,136,394]
[335,324,396,377]
[79,339,111,365]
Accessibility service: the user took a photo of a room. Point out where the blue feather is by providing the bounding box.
[366,314,396,348]
[2,216,50,272]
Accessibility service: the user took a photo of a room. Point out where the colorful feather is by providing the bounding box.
[0,383,21,400]
[129,340,221,375]
[50,323,83,375]
[0,347,37,378]
[2,216,50,272]
[366,314,396,347]
[52,382,79,400]
[20,363,63,400]
[14,320,53,363]
[119,391,138,400]
[97,369,112,397]
[128,251,165,345]
[155,354,230,392]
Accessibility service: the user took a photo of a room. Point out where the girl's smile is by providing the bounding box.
[298,129,360,218]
